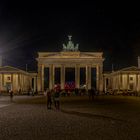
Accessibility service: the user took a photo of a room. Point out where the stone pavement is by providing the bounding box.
[0,95,140,140]
[0,95,39,108]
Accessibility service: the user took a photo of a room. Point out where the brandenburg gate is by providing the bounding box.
[37,36,104,92]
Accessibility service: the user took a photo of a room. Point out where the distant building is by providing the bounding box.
[0,66,37,94]
[104,66,140,94]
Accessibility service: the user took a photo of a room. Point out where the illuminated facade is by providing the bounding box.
[0,66,37,94]
[104,66,140,93]
[37,36,104,92]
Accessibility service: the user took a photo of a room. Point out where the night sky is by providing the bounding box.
[0,1,140,72]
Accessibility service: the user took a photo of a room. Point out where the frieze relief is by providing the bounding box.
[38,52,103,59]
[38,59,102,66]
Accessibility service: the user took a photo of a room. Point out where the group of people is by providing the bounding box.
[44,88,60,110]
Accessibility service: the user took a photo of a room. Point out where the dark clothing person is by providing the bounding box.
[75,88,79,96]
[89,88,95,101]
[47,91,52,109]
[9,90,14,102]
[54,91,60,110]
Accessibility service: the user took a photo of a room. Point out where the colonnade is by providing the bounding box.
[0,73,35,93]
[104,74,140,92]
[38,64,103,92]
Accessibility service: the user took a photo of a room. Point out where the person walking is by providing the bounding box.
[89,87,95,101]
[47,89,52,109]
[54,88,60,110]
[9,90,14,102]
[44,89,47,97]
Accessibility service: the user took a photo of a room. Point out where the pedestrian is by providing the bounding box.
[54,88,60,110]
[31,88,33,96]
[44,88,47,96]
[89,87,95,101]
[9,90,14,102]
[47,89,52,109]
[75,88,79,96]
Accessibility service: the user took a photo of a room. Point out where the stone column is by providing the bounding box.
[49,64,55,90]
[22,75,25,91]
[20,74,23,91]
[85,65,91,90]
[23,75,25,91]
[0,75,2,91]
[52,65,55,88]
[99,64,103,92]
[86,65,88,90]
[37,65,42,92]
[127,74,129,90]
[49,66,51,89]
[118,75,120,91]
[136,74,138,91]
[2,74,4,91]
[88,66,91,90]
[138,75,140,92]
[120,74,122,90]
[61,65,65,90]
[96,65,99,91]
[41,64,44,91]
[33,76,37,92]
[18,74,20,91]
[11,74,13,91]
[75,65,80,89]
[49,65,53,90]
[104,77,107,93]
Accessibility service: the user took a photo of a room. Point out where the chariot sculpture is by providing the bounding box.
[62,35,79,51]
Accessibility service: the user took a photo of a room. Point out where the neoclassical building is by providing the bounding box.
[0,66,37,94]
[104,66,140,93]
[37,36,104,92]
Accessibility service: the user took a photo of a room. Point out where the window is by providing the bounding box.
[7,77,11,80]
[130,77,133,81]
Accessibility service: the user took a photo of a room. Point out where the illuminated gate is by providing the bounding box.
[37,36,104,92]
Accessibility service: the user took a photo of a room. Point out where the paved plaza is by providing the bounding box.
[0,95,140,140]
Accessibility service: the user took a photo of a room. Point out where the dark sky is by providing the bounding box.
[0,1,140,71]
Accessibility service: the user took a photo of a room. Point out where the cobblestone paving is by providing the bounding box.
[0,95,140,140]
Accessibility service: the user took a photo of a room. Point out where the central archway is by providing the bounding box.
[65,68,75,90]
